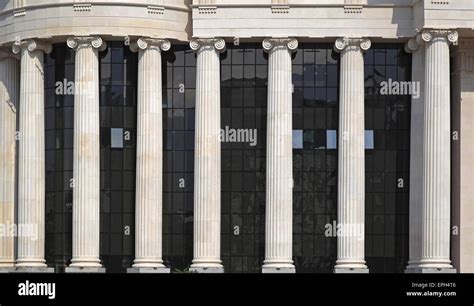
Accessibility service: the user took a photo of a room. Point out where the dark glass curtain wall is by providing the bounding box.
[220,44,268,273]
[44,44,75,272]
[44,42,410,273]
[161,46,196,271]
[291,44,339,273]
[98,42,138,272]
[364,44,410,273]
[45,42,139,273]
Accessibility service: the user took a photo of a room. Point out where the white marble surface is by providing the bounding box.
[132,38,170,269]
[0,1,190,45]
[418,30,458,271]
[67,36,104,269]
[405,36,424,272]
[334,38,370,272]
[261,38,297,273]
[452,39,474,273]
[0,50,18,270]
[189,38,225,273]
[13,40,51,268]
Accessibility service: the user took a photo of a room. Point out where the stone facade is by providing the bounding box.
[0,0,473,273]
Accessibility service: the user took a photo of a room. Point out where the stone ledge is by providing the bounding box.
[189,267,224,273]
[127,267,170,274]
[0,267,15,273]
[334,267,369,274]
[65,267,106,273]
[262,266,296,274]
[405,267,457,274]
[12,267,55,273]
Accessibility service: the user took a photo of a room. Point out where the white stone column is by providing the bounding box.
[127,38,170,273]
[65,37,106,273]
[0,49,19,272]
[261,38,298,274]
[405,36,425,272]
[333,37,370,273]
[451,39,474,273]
[189,38,225,273]
[417,30,458,273]
[12,40,54,272]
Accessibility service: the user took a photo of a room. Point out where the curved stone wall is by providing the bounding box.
[0,0,191,46]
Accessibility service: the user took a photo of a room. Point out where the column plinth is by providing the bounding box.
[12,40,54,273]
[261,38,297,274]
[128,38,170,274]
[333,38,370,273]
[65,36,106,273]
[189,38,225,273]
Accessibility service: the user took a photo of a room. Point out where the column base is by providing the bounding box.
[127,267,170,274]
[334,267,369,273]
[190,260,224,273]
[13,267,55,273]
[189,267,224,273]
[262,266,295,274]
[0,267,15,273]
[404,261,421,273]
[404,264,420,273]
[65,267,106,273]
[406,267,456,274]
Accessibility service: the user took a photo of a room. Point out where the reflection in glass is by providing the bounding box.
[365,130,374,149]
[111,128,124,148]
[162,45,196,270]
[221,44,267,272]
[293,131,303,149]
[326,130,337,149]
[364,44,410,273]
[292,44,338,272]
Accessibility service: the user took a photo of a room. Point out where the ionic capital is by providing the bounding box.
[189,38,226,53]
[130,38,171,53]
[0,47,20,60]
[12,39,52,55]
[67,36,107,51]
[404,36,422,54]
[262,38,298,52]
[421,29,458,45]
[334,37,371,53]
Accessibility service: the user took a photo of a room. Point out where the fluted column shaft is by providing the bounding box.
[67,37,105,269]
[13,40,52,268]
[334,38,371,272]
[131,38,170,270]
[419,30,458,270]
[261,38,298,273]
[189,38,225,272]
[0,50,19,270]
[405,37,425,271]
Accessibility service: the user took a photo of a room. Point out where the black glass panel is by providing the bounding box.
[162,46,196,271]
[98,41,138,272]
[221,44,267,273]
[44,44,75,272]
[292,44,339,273]
[364,44,410,273]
